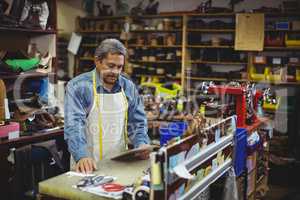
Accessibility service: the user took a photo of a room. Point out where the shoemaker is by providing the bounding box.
[64,39,150,173]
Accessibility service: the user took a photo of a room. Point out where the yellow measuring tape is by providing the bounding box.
[93,72,128,160]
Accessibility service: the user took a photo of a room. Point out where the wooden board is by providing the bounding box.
[235,14,265,51]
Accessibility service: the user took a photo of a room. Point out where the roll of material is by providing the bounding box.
[133,185,150,200]
[150,153,162,185]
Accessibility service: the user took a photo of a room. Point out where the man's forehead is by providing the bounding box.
[105,53,125,64]
[106,52,124,59]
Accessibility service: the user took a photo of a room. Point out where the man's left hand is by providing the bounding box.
[135,144,152,160]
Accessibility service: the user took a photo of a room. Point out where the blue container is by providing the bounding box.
[234,128,247,176]
[159,121,188,146]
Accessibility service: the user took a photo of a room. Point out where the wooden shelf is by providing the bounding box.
[185,76,247,82]
[0,27,56,34]
[77,30,122,33]
[129,60,181,64]
[190,60,247,65]
[135,74,165,78]
[187,13,235,17]
[185,77,300,85]
[265,29,300,33]
[248,80,300,85]
[134,74,181,79]
[187,45,234,48]
[187,29,235,32]
[264,46,300,50]
[130,29,182,33]
[264,12,300,17]
[128,45,182,48]
[132,14,182,19]
[79,16,126,20]
[79,57,94,61]
[0,72,54,80]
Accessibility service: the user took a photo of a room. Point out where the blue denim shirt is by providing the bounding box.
[64,69,150,162]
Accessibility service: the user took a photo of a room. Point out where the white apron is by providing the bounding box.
[70,72,128,168]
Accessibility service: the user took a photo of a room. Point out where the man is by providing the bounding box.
[64,39,150,173]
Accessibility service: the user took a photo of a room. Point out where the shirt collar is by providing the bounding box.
[93,68,122,93]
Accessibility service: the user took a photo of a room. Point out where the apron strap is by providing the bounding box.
[121,89,129,150]
[93,72,129,160]
[93,72,103,160]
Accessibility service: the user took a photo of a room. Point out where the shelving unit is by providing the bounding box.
[0,1,58,199]
[0,0,58,97]
[0,27,57,34]
[74,15,127,75]
[151,116,236,200]
[74,12,300,88]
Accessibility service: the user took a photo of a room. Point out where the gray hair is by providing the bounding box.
[94,38,127,60]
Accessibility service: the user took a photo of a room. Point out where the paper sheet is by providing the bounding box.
[68,32,82,55]
[66,171,95,177]
[173,165,195,180]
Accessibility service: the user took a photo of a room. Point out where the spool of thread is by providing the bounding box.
[150,153,162,189]
[133,185,150,200]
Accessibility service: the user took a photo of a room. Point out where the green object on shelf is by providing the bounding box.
[140,82,182,99]
[5,58,40,72]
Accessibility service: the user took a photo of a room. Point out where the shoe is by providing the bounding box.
[36,52,52,73]
[39,52,51,66]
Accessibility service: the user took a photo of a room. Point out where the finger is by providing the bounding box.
[86,160,93,173]
[87,159,94,173]
[86,159,92,173]
[83,160,91,174]
[79,162,86,174]
[92,160,97,171]
[75,163,80,173]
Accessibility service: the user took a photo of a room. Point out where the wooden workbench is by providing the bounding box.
[38,159,149,200]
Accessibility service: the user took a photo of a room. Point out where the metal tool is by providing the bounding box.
[102,183,125,192]
[77,175,115,188]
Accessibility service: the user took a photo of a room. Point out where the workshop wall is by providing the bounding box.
[57,0,86,34]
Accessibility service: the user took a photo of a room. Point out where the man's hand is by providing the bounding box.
[76,157,97,174]
[135,144,152,160]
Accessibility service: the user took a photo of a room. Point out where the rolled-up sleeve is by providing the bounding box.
[64,83,88,162]
[127,85,150,148]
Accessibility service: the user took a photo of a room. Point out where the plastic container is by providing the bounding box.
[234,128,247,177]
[249,65,269,81]
[159,121,188,146]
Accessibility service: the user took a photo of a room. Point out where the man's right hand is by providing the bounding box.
[76,157,97,174]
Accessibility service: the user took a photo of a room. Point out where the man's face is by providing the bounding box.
[95,53,125,85]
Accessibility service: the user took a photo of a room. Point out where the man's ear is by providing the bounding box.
[95,58,102,65]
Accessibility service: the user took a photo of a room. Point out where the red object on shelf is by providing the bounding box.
[208,86,246,127]
[208,86,263,128]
